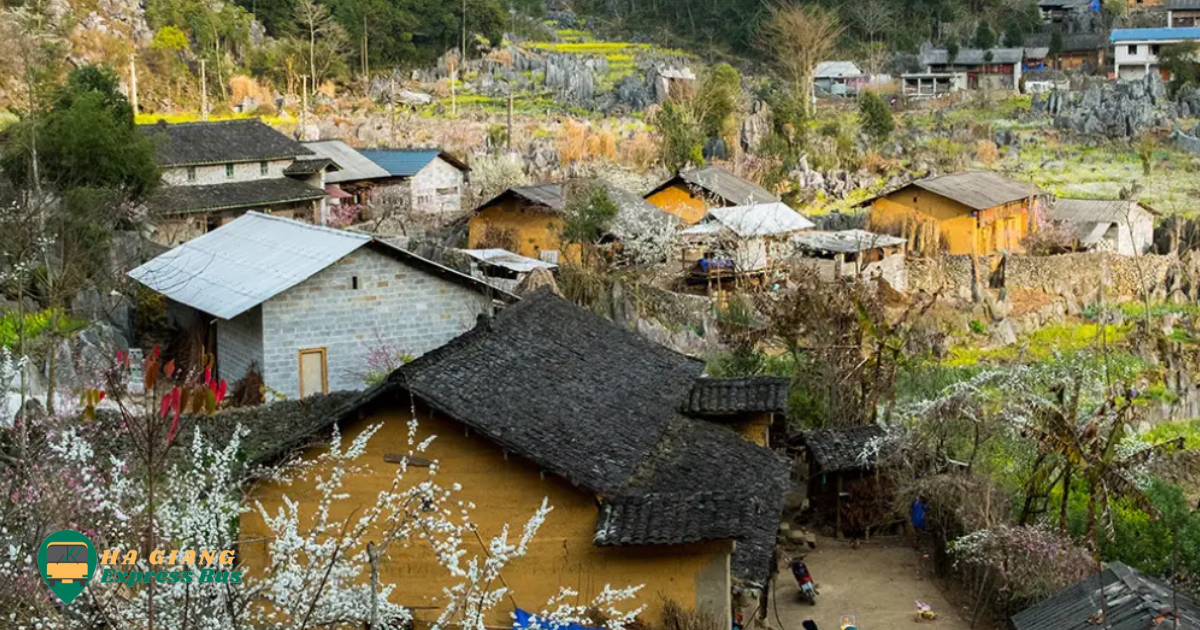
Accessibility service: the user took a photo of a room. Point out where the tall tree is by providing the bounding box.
[294,0,349,92]
[972,21,997,49]
[757,2,844,114]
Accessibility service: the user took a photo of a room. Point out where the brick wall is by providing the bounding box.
[410,158,464,214]
[216,306,264,383]
[161,159,293,187]
[260,247,493,398]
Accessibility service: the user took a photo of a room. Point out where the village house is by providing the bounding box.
[1011,562,1200,629]
[1170,0,1200,26]
[917,45,1026,90]
[901,71,968,98]
[1027,32,1107,71]
[1037,0,1099,24]
[358,148,471,215]
[1111,27,1200,80]
[237,289,790,626]
[301,139,393,208]
[791,229,909,290]
[1047,198,1157,255]
[680,202,814,281]
[813,61,866,96]
[467,181,671,263]
[128,212,510,398]
[456,248,558,293]
[645,166,779,225]
[140,118,333,246]
[866,171,1048,256]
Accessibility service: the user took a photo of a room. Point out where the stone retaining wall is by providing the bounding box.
[909,253,1174,302]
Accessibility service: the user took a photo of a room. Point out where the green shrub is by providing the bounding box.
[858,90,894,142]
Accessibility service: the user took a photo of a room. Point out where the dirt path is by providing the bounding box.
[766,537,971,630]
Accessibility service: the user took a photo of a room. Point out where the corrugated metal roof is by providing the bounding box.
[1038,0,1093,10]
[663,166,778,206]
[359,149,469,177]
[1049,198,1153,224]
[792,229,907,253]
[1111,27,1200,42]
[814,61,863,78]
[912,171,1046,210]
[921,47,1026,66]
[129,212,370,319]
[1012,562,1200,630]
[697,202,815,238]
[461,248,557,273]
[1170,0,1200,10]
[304,140,391,183]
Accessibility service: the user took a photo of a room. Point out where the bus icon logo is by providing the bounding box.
[37,530,97,605]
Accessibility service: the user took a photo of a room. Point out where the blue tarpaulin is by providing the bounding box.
[514,608,601,630]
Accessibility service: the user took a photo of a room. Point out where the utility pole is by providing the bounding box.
[129,56,139,117]
[199,59,208,121]
[300,75,308,137]
[362,15,369,78]
[507,5,515,150]
[461,0,467,65]
[388,76,396,147]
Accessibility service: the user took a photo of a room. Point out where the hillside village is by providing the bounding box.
[7,0,1200,629]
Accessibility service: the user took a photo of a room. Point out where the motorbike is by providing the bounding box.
[789,556,817,605]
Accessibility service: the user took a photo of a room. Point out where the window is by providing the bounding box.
[1152,44,1160,55]
[186,167,196,182]
[351,276,360,290]
[225,163,234,178]
[436,186,459,195]
[1128,45,1138,55]
[260,161,269,175]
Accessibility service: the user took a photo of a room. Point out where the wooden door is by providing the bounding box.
[298,348,327,398]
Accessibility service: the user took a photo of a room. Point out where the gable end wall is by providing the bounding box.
[260,247,492,398]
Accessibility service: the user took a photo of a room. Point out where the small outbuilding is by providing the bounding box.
[458,248,557,292]
[1047,198,1156,255]
[795,425,893,538]
[1012,561,1200,630]
[358,148,471,215]
[681,202,815,279]
[792,229,908,290]
[813,61,866,96]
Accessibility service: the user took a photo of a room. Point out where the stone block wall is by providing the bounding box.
[161,159,293,187]
[410,159,464,214]
[216,306,264,384]
[260,247,492,399]
[908,252,1174,301]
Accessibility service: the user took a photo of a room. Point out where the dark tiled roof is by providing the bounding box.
[140,119,312,167]
[283,158,337,175]
[683,377,790,416]
[1026,32,1107,53]
[1012,562,1200,630]
[650,166,778,206]
[397,289,706,494]
[799,425,887,474]
[148,178,327,215]
[597,417,788,583]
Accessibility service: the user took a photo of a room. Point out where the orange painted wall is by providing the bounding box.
[240,404,732,628]
[468,200,581,263]
[869,189,1031,255]
[645,183,710,225]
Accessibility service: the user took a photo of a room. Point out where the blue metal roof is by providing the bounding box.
[359,150,442,177]
[1110,27,1200,42]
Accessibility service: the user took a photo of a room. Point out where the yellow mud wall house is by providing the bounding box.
[645,166,780,225]
[468,183,579,263]
[867,171,1047,256]
[237,290,789,628]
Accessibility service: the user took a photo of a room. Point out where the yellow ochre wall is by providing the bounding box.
[869,188,1030,255]
[468,200,581,263]
[645,183,710,225]
[240,405,733,628]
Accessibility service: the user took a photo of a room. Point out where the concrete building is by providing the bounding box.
[1111,27,1200,80]
[902,72,968,97]
[813,61,866,96]
[128,212,511,398]
[140,119,334,246]
[358,149,471,215]
[1170,0,1200,26]
[1047,198,1157,255]
[1038,0,1099,23]
[237,290,789,627]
